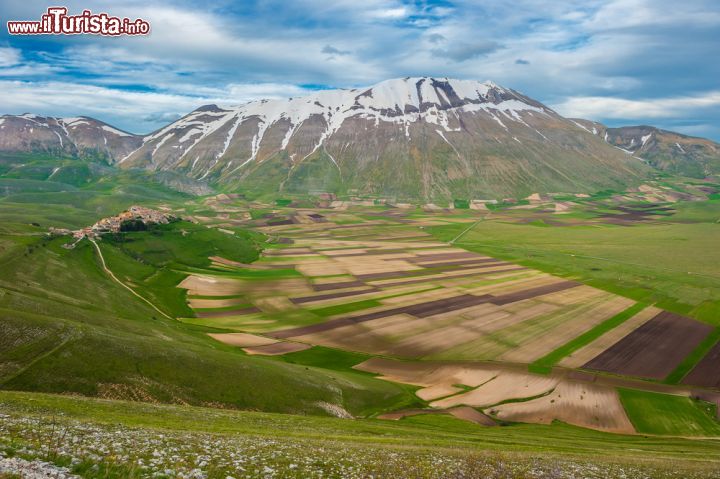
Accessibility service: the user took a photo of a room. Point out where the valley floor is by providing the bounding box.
[2,174,720,477]
[177,202,720,438]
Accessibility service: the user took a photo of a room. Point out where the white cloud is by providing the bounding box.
[0,47,21,67]
[370,7,409,19]
[225,83,315,103]
[0,80,313,133]
[552,91,720,120]
[1,0,719,139]
[42,5,385,86]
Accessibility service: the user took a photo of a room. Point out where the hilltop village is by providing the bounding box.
[50,205,176,243]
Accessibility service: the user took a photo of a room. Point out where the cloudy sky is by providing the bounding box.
[1,0,719,139]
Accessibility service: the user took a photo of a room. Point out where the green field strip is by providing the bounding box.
[309,299,383,317]
[429,297,615,361]
[528,302,648,374]
[665,326,720,384]
[375,285,443,300]
[177,315,271,331]
[484,388,557,411]
[192,302,255,313]
[458,270,539,289]
[180,265,302,279]
[618,388,720,436]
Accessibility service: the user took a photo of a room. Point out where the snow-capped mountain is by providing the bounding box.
[124,77,550,176]
[117,77,649,199]
[572,119,720,178]
[15,77,718,199]
[0,114,141,161]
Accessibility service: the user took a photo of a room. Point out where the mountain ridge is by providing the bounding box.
[2,77,718,199]
[117,76,649,200]
[571,119,720,178]
[0,113,142,161]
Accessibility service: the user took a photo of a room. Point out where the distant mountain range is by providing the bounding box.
[0,114,141,161]
[1,77,718,200]
[571,119,720,178]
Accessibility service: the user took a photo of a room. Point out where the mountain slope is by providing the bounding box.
[0,114,142,161]
[0,78,672,200]
[571,119,720,178]
[120,77,650,200]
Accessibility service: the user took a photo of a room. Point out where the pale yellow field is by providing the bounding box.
[354,358,499,391]
[243,342,311,355]
[499,295,635,363]
[188,297,249,309]
[179,275,246,296]
[431,371,559,408]
[416,384,463,401]
[210,256,272,269]
[447,406,497,426]
[489,380,635,434]
[463,274,558,296]
[208,333,278,347]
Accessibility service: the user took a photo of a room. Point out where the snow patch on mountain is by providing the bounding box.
[571,120,591,133]
[101,125,133,137]
[144,77,551,174]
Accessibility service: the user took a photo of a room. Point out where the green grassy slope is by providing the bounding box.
[619,389,720,436]
[0,152,214,231]
[98,221,263,317]
[219,127,652,202]
[1,390,719,478]
[0,222,419,417]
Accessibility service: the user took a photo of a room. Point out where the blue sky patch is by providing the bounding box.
[0,0,718,140]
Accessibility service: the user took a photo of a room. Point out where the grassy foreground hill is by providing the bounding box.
[0,167,421,417]
[1,390,719,478]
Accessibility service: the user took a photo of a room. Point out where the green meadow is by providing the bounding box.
[1,158,720,477]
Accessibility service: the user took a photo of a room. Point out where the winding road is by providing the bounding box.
[89,237,173,320]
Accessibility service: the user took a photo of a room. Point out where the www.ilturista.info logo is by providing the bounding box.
[7,7,150,36]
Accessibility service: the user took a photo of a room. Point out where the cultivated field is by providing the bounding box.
[176,203,720,436]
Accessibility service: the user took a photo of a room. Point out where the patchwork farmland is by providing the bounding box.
[177,206,720,436]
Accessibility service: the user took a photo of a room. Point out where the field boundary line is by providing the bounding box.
[529,302,649,374]
[448,216,488,244]
[89,238,173,320]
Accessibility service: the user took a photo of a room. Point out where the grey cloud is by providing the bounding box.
[432,41,502,62]
[322,45,351,56]
[3,0,719,140]
[143,112,183,124]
